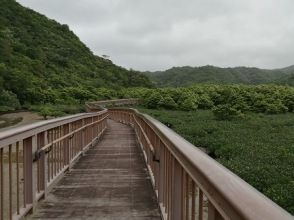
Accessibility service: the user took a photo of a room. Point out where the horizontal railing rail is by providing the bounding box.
[108,108,293,220]
[0,110,108,220]
[1,98,292,220]
[85,98,140,112]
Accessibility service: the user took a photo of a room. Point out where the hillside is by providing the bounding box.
[277,65,294,74]
[144,65,293,87]
[0,0,152,111]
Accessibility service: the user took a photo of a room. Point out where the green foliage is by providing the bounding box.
[197,95,214,109]
[29,104,83,118]
[123,85,294,116]
[0,0,153,108]
[212,104,244,120]
[38,106,52,120]
[138,108,294,214]
[158,95,178,109]
[38,105,65,119]
[144,91,162,109]
[180,96,198,111]
[0,89,20,112]
[143,65,294,87]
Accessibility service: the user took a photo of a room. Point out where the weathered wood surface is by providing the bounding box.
[28,120,161,220]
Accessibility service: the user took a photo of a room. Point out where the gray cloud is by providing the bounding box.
[17,0,294,71]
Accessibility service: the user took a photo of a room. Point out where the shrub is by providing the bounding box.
[144,92,162,109]
[39,106,52,120]
[180,97,198,111]
[198,95,214,109]
[0,90,20,111]
[213,104,244,120]
[158,95,177,109]
[38,105,66,119]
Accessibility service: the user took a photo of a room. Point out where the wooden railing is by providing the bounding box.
[0,98,292,220]
[0,110,108,220]
[86,98,140,112]
[108,108,293,220]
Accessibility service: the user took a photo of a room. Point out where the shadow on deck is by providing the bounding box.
[28,120,162,220]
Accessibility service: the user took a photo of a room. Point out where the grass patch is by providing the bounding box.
[138,108,294,214]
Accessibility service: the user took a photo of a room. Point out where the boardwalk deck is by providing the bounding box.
[28,120,162,220]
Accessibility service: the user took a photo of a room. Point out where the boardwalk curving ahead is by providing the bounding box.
[0,100,292,220]
[28,120,161,220]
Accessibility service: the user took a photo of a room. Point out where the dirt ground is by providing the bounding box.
[0,111,43,132]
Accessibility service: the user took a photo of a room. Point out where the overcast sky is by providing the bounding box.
[17,0,294,71]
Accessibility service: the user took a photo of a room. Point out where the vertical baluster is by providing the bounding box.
[158,141,165,204]
[208,201,224,220]
[81,120,83,150]
[59,126,62,171]
[81,119,84,149]
[208,201,215,220]
[37,132,45,193]
[68,125,71,162]
[73,123,76,157]
[164,148,168,211]
[182,170,186,220]
[199,190,203,220]
[16,142,20,214]
[9,144,12,220]
[47,142,50,183]
[39,132,46,193]
[191,181,196,220]
[57,127,59,173]
[59,126,65,169]
[52,142,55,178]
[166,152,170,219]
[72,123,74,158]
[50,131,53,181]
[63,124,69,167]
[23,142,26,208]
[185,174,189,220]
[54,128,57,176]
[168,155,173,220]
[171,159,183,220]
[0,148,3,220]
[37,135,40,193]
[23,137,33,206]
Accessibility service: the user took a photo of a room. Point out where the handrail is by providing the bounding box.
[87,98,140,106]
[0,108,108,220]
[0,110,107,148]
[108,107,293,220]
[39,114,108,152]
[1,98,292,220]
[85,98,140,112]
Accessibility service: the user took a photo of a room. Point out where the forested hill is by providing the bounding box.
[0,0,152,110]
[144,65,294,87]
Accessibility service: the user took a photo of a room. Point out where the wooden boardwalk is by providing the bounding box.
[28,120,162,220]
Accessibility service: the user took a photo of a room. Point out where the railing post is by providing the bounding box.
[91,117,94,142]
[154,136,160,191]
[158,141,165,203]
[38,132,47,194]
[63,124,70,166]
[171,159,183,220]
[208,201,224,220]
[82,119,85,150]
[23,136,34,206]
